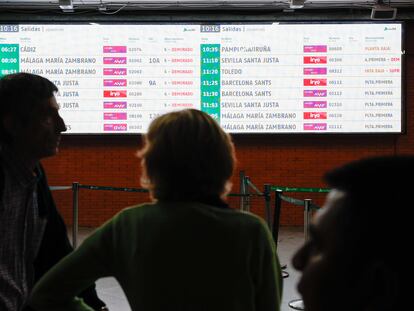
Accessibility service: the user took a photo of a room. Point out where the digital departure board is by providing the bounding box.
[0,23,403,134]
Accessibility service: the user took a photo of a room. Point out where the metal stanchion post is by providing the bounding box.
[239,171,246,210]
[72,182,79,249]
[273,190,288,274]
[304,199,311,241]
[264,184,272,231]
[244,176,251,212]
[288,199,312,310]
[272,190,282,244]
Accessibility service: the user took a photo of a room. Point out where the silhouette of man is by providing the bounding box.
[293,155,412,311]
[0,73,106,310]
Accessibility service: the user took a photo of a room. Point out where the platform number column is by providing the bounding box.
[200,44,220,122]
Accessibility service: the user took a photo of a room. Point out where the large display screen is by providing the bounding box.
[0,22,403,134]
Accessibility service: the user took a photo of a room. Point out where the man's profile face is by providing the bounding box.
[9,95,66,160]
[292,190,355,311]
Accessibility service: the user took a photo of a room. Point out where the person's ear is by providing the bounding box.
[360,260,398,311]
[220,181,233,200]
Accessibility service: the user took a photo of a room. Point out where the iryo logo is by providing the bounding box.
[304,112,327,119]
[104,90,127,98]
[304,56,327,64]
[304,79,327,86]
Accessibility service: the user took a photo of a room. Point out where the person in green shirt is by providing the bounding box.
[29,109,283,311]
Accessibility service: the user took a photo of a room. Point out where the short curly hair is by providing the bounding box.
[138,109,236,201]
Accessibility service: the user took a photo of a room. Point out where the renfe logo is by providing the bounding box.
[304,68,327,75]
[104,124,127,131]
[103,90,127,98]
[304,123,327,131]
[303,45,327,53]
[103,68,127,76]
[304,90,327,97]
[103,113,127,120]
[103,46,127,53]
[303,79,327,86]
[103,79,127,87]
[303,101,327,108]
[103,57,127,64]
[303,56,327,64]
[103,102,127,109]
[304,112,327,119]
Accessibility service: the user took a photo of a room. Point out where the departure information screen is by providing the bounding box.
[0,23,403,134]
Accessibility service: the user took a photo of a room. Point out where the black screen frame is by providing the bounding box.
[0,19,406,136]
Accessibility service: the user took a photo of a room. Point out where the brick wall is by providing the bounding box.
[42,22,414,227]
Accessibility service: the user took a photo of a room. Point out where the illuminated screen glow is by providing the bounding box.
[0,23,403,134]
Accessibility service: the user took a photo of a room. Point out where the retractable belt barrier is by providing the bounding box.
[242,177,273,230]
[69,180,267,249]
[79,184,149,193]
[270,185,330,193]
[49,186,72,191]
[278,194,321,211]
[271,186,330,246]
[52,180,323,285]
[52,179,327,249]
